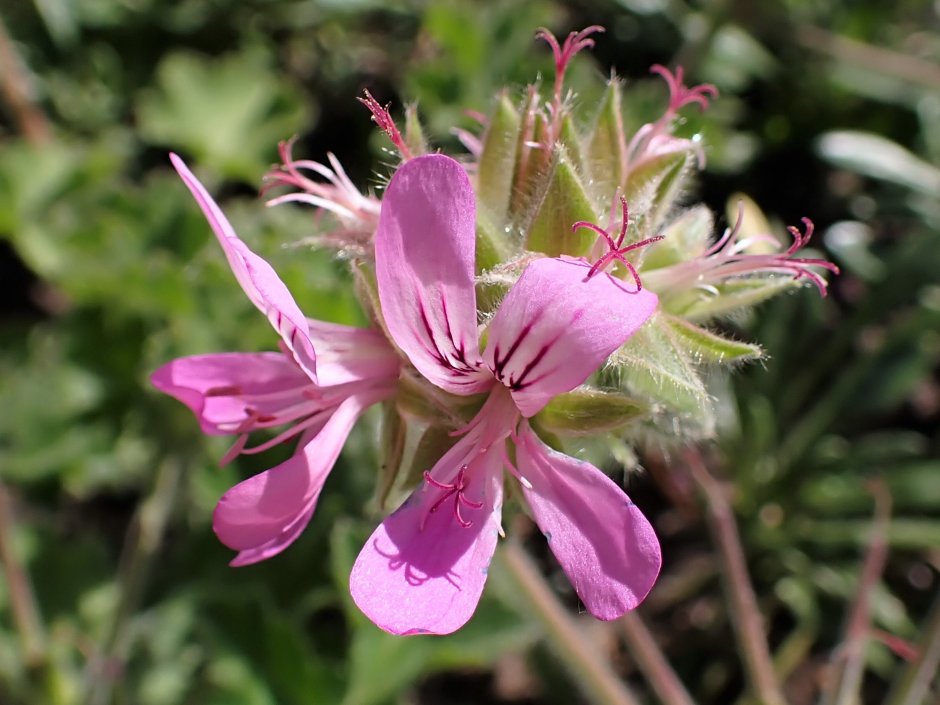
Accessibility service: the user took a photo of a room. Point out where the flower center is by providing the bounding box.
[423,465,483,528]
[571,195,664,289]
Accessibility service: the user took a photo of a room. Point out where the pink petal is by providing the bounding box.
[515,422,661,619]
[150,352,311,435]
[229,502,315,566]
[374,154,492,396]
[213,389,382,565]
[349,432,504,635]
[305,319,400,387]
[484,258,657,416]
[170,153,318,383]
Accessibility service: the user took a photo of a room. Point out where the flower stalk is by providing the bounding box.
[824,480,892,705]
[82,457,184,705]
[619,611,696,705]
[685,448,786,705]
[497,537,642,705]
[0,481,46,666]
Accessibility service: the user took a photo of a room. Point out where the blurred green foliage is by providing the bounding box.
[1,1,938,704]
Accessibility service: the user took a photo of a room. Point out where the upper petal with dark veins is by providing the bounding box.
[374,154,492,396]
[171,153,319,383]
[484,257,658,416]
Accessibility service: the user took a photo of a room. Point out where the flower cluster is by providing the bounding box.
[152,26,837,634]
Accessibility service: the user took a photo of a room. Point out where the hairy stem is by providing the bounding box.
[0,13,51,144]
[823,480,891,705]
[0,482,46,665]
[82,458,184,705]
[685,448,786,705]
[884,587,940,705]
[620,610,695,705]
[497,538,642,705]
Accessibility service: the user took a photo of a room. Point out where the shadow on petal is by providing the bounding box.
[350,440,504,635]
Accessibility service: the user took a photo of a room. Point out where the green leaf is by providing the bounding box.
[137,51,311,182]
[535,388,649,436]
[800,462,940,514]
[406,424,460,488]
[817,130,940,197]
[662,314,763,365]
[395,374,483,427]
[558,113,585,175]
[584,79,626,207]
[524,148,597,257]
[475,215,513,275]
[372,401,407,511]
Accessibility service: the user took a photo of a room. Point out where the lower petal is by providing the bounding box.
[213,390,381,563]
[229,502,315,567]
[150,352,311,435]
[515,422,661,619]
[349,433,504,635]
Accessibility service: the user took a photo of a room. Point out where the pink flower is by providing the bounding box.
[151,154,399,566]
[262,138,381,255]
[626,64,718,170]
[349,154,662,635]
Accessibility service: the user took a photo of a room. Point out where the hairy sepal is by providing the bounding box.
[535,387,649,437]
[477,92,521,229]
[662,314,763,366]
[608,313,713,431]
[625,149,692,235]
[584,80,627,209]
[524,147,597,258]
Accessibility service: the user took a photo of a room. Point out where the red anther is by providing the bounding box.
[572,196,664,290]
[358,90,412,160]
[424,466,483,528]
[650,64,718,114]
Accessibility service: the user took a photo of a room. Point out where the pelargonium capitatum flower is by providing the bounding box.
[349,154,661,635]
[263,138,382,255]
[152,154,400,565]
[625,64,718,171]
[643,207,841,297]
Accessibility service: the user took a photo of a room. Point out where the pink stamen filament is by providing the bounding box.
[238,407,333,456]
[571,196,664,289]
[649,215,840,297]
[650,64,718,115]
[424,466,483,528]
[262,139,378,218]
[536,25,604,105]
[358,90,412,160]
[625,65,717,167]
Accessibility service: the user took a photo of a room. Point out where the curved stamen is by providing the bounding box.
[572,195,664,289]
[423,466,483,528]
[536,25,604,105]
[650,64,718,115]
[358,90,412,160]
[644,215,840,297]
